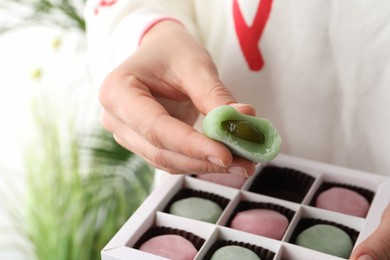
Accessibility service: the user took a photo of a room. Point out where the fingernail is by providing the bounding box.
[229,103,256,115]
[228,166,249,177]
[229,103,252,108]
[207,156,226,167]
[357,255,374,260]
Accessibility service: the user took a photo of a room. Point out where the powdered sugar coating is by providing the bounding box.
[315,187,370,217]
[139,234,197,260]
[230,209,289,240]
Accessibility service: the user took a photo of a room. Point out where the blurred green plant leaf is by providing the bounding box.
[22,92,153,260]
[1,2,156,259]
[0,0,86,34]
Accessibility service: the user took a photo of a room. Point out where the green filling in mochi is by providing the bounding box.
[203,106,281,163]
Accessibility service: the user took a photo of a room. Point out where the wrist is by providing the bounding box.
[139,18,186,46]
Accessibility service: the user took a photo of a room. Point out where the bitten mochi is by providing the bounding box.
[230,209,289,240]
[315,187,370,217]
[210,245,261,260]
[203,106,281,163]
[139,234,198,260]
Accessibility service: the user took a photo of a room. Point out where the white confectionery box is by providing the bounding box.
[101,154,390,260]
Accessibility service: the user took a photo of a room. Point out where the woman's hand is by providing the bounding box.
[350,204,390,260]
[99,20,256,175]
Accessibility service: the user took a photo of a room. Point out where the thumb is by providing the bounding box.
[350,205,390,260]
[182,63,255,116]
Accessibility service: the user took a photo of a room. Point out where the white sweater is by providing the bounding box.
[85,0,390,176]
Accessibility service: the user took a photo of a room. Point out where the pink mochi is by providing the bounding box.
[315,187,370,217]
[230,209,289,240]
[196,173,247,189]
[139,234,198,260]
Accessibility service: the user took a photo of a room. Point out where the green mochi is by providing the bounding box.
[211,245,261,260]
[169,197,222,223]
[295,224,354,258]
[203,105,282,163]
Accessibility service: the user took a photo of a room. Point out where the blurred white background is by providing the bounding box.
[0,25,91,259]
[0,3,148,260]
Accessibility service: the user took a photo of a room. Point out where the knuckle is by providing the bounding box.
[144,113,169,148]
[99,73,139,109]
[99,110,112,131]
[133,120,164,149]
[207,82,233,100]
[147,129,164,149]
[149,150,171,170]
[99,73,117,108]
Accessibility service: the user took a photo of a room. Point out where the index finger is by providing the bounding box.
[100,74,234,168]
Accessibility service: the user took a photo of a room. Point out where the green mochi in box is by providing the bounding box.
[203,106,281,163]
[211,245,260,260]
